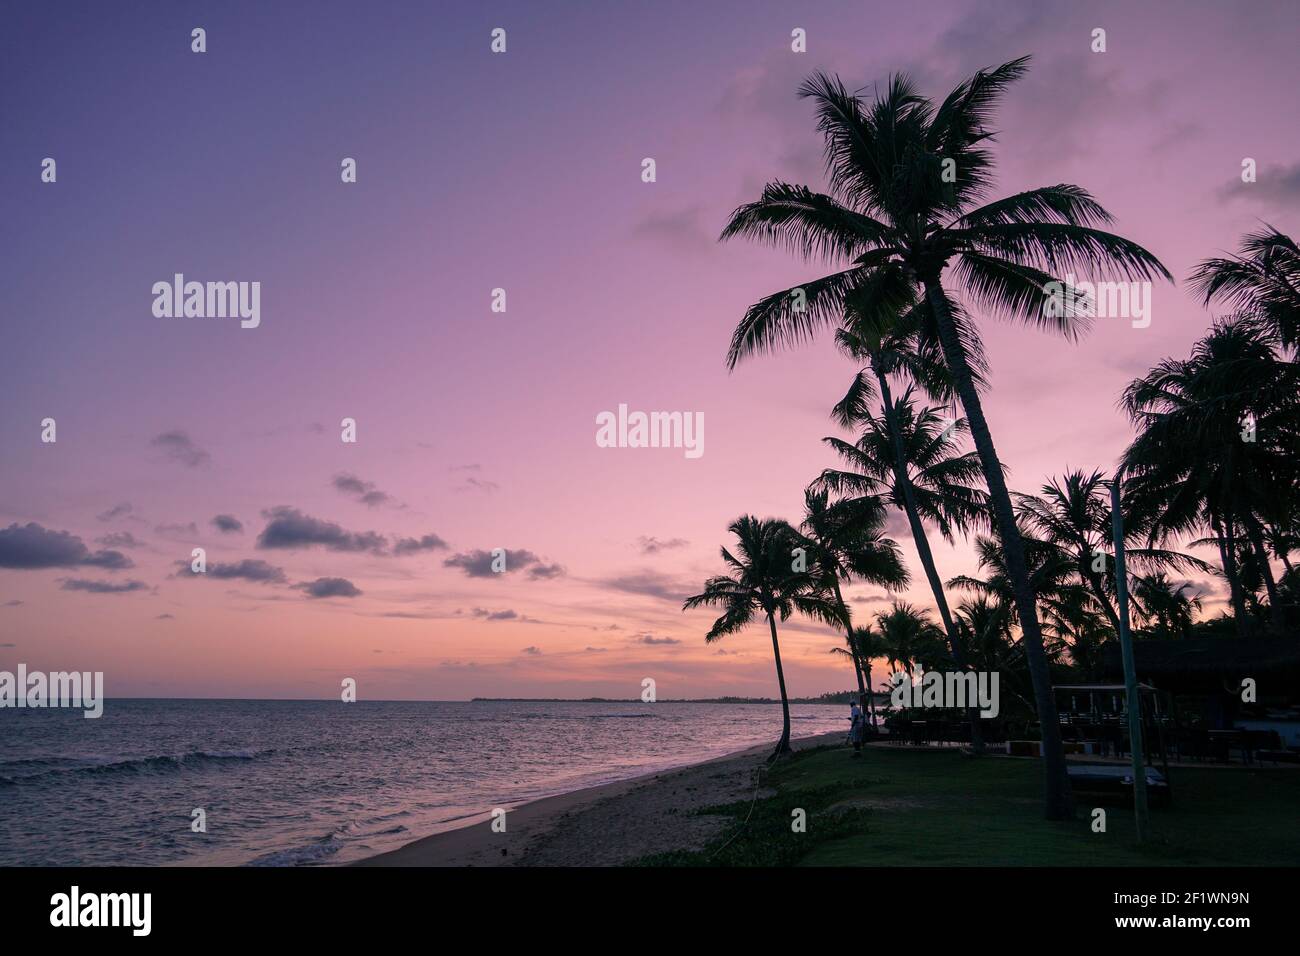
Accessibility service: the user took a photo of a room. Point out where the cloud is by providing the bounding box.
[60,578,148,594]
[256,507,386,554]
[636,535,689,554]
[455,476,500,493]
[156,613,175,620]
[96,531,143,549]
[154,522,199,540]
[150,431,211,468]
[0,522,133,571]
[585,646,607,652]
[3,600,22,607]
[332,473,393,508]
[176,559,287,584]
[1218,160,1300,205]
[211,514,244,534]
[631,205,713,251]
[96,502,134,522]
[392,533,449,556]
[521,646,542,656]
[471,607,519,621]
[443,548,562,579]
[598,569,692,603]
[527,562,565,580]
[293,577,363,599]
[634,633,682,645]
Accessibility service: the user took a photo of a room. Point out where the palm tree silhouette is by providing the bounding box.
[1014,469,1209,634]
[1132,572,1202,639]
[1121,318,1298,635]
[798,487,908,700]
[874,602,948,680]
[817,391,991,749]
[1191,227,1300,351]
[684,516,848,757]
[720,57,1170,817]
[830,623,889,723]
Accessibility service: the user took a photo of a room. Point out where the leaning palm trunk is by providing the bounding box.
[767,612,793,757]
[876,371,985,754]
[925,284,1071,818]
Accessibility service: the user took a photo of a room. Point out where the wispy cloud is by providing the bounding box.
[332,473,394,508]
[60,578,148,594]
[150,431,211,468]
[636,535,689,554]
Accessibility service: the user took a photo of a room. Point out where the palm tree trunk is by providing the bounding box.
[864,659,877,724]
[1266,524,1293,573]
[1245,514,1284,630]
[1212,513,1252,638]
[924,282,1071,819]
[875,369,984,755]
[830,579,868,699]
[767,611,793,757]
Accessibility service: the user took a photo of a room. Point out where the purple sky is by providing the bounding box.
[2,0,1298,699]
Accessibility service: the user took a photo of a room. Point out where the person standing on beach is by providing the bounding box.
[848,699,865,757]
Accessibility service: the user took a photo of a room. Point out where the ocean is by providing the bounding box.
[0,699,851,866]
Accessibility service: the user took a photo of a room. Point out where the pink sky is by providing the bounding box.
[2,0,1298,698]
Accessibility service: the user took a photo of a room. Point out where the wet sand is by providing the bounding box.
[354,732,840,866]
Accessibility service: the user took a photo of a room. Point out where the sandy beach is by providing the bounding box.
[354,731,840,867]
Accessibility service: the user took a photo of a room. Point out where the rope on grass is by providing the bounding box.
[707,755,770,860]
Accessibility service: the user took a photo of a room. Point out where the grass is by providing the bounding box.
[636,745,1300,866]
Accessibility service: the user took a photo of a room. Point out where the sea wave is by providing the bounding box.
[245,819,410,867]
[1,748,272,783]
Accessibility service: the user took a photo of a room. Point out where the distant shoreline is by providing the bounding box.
[470,696,887,704]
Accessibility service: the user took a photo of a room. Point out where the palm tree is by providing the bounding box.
[954,597,1016,672]
[949,533,1086,667]
[1040,587,1111,675]
[817,390,991,750]
[1121,318,1300,635]
[684,516,848,757]
[1132,572,1202,639]
[1014,469,1210,634]
[830,623,889,722]
[799,487,909,699]
[874,602,948,679]
[819,392,988,649]
[1191,227,1300,352]
[719,57,1170,818]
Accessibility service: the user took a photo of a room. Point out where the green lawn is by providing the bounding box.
[637,746,1300,867]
